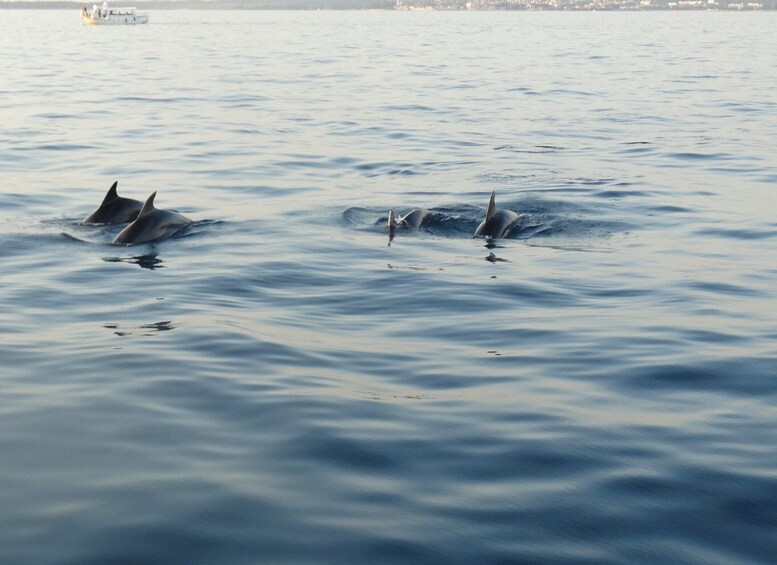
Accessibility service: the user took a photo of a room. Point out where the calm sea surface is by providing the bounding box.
[1,9,776,564]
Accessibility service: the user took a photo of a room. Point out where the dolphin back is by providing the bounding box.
[390,208,432,229]
[82,181,143,225]
[400,209,432,229]
[474,192,519,238]
[113,192,191,245]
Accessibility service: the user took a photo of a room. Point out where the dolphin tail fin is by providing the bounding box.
[138,192,157,218]
[486,191,497,222]
[102,181,119,204]
[388,210,397,229]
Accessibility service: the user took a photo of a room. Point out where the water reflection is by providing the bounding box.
[103,253,164,270]
[103,320,177,337]
[485,252,507,263]
[140,321,176,332]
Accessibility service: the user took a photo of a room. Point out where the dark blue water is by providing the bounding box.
[1,10,776,564]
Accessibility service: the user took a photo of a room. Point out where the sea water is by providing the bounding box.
[1,10,776,564]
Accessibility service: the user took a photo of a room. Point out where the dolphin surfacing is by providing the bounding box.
[113,192,191,245]
[81,181,143,225]
[474,192,520,239]
[388,208,432,230]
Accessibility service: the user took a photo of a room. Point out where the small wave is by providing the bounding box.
[382,104,438,113]
[353,160,476,178]
[667,152,732,161]
[173,219,223,240]
[34,113,76,120]
[574,177,618,186]
[593,190,651,199]
[646,205,691,213]
[494,144,563,154]
[619,145,656,155]
[34,143,97,152]
[546,88,596,97]
[685,280,767,298]
[622,358,777,397]
[696,227,777,241]
[114,96,204,104]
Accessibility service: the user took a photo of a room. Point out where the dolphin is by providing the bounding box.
[388,208,433,230]
[113,192,191,245]
[474,191,520,239]
[387,208,433,244]
[81,181,143,225]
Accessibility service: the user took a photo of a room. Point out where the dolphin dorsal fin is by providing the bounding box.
[102,181,119,204]
[486,191,497,222]
[388,210,396,229]
[138,192,157,218]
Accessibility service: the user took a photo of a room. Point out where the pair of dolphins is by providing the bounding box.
[81,182,192,245]
[389,191,520,239]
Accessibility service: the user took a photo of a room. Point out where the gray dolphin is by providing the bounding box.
[113,192,191,245]
[387,208,433,244]
[474,192,520,239]
[388,208,433,230]
[81,181,143,225]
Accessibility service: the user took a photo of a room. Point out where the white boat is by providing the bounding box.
[81,2,149,25]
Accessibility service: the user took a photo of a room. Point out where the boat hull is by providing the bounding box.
[82,14,148,24]
[81,5,149,26]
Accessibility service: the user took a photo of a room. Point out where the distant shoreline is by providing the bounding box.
[1,0,774,8]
